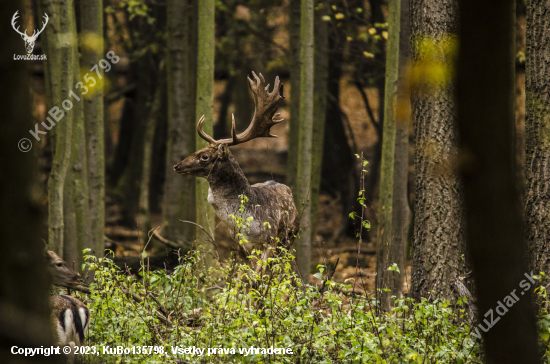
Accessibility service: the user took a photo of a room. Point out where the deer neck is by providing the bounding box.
[206,153,250,201]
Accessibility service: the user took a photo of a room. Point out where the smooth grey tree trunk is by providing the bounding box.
[295,0,315,282]
[376,0,407,310]
[196,0,216,250]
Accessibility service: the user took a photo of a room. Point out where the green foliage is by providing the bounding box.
[81,247,491,363]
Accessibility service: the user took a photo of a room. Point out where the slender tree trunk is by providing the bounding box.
[81,0,105,256]
[388,0,412,304]
[46,0,75,255]
[139,68,165,246]
[65,2,91,270]
[409,0,469,302]
[0,0,54,352]
[309,1,329,241]
[196,0,216,249]
[120,57,152,225]
[525,0,550,286]
[457,1,540,361]
[376,0,401,310]
[295,0,314,282]
[164,0,197,250]
[287,0,301,195]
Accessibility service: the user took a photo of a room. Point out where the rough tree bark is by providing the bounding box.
[295,0,314,281]
[195,0,216,249]
[81,0,105,257]
[0,0,54,355]
[457,0,540,361]
[164,0,196,251]
[409,0,469,302]
[525,0,550,285]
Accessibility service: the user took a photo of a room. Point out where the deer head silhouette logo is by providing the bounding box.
[12,11,48,54]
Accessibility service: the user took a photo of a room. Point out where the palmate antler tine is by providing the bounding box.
[196,115,216,145]
[210,71,284,147]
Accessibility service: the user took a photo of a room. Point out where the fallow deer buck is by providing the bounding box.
[174,72,299,256]
[46,250,90,362]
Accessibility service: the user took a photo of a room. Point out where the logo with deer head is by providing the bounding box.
[11,11,48,54]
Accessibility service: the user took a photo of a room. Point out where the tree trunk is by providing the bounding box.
[376,0,401,310]
[163,0,197,251]
[388,0,412,305]
[287,0,301,194]
[0,0,54,353]
[457,0,540,361]
[309,1,329,242]
[295,0,314,282]
[525,0,550,286]
[81,0,105,256]
[196,0,216,249]
[45,0,75,255]
[120,57,153,225]
[409,0,469,302]
[65,3,91,270]
[138,68,165,247]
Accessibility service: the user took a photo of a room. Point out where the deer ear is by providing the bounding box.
[217,144,228,159]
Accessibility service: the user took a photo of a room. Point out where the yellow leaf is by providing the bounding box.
[363,51,375,58]
[382,31,388,39]
[368,28,377,35]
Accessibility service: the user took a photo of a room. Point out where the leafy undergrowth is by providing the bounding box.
[80,247,495,364]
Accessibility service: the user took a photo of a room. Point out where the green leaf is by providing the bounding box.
[313,273,323,280]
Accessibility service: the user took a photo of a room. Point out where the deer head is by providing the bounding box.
[173,71,284,177]
[45,250,83,288]
[12,11,48,54]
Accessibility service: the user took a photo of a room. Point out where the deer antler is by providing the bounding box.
[11,11,28,38]
[31,13,49,40]
[197,71,284,146]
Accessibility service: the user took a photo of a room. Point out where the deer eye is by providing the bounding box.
[56,263,63,267]
[201,155,209,161]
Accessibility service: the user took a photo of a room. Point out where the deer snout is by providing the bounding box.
[173,163,185,174]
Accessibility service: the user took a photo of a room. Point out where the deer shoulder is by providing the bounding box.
[174,72,299,247]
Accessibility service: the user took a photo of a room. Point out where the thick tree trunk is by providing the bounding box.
[376,0,401,310]
[196,0,216,249]
[45,0,75,255]
[457,1,540,361]
[295,0,314,282]
[525,0,550,285]
[0,0,54,353]
[81,0,105,256]
[309,2,329,242]
[409,0,469,302]
[164,0,197,250]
